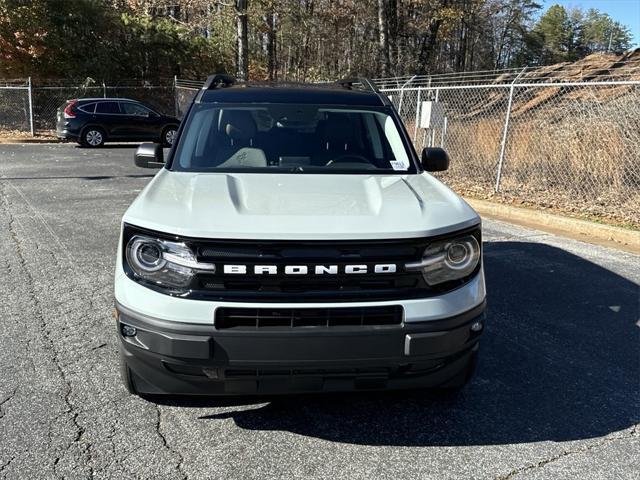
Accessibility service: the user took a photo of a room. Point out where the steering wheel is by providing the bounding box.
[325,154,371,166]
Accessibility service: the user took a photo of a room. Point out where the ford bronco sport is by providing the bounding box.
[114,75,486,396]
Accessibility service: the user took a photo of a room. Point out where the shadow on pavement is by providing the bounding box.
[161,241,640,446]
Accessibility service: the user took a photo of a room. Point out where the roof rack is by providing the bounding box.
[202,74,236,90]
[336,77,391,105]
[337,77,376,91]
[197,74,391,106]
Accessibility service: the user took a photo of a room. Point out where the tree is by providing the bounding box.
[235,0,249,81]
[264,1,277,80]
[524,4,633,66]
[533,4,570,64]
[378,0,391,76]
[565,7,584,61]
[1,0,635,81]
[490,0,542,69]
[581,9,632,54]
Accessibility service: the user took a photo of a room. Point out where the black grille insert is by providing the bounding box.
[224,367,391,378]
[215,306,403,330]
[122,223,482,302]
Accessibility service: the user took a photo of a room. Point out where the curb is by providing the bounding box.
[465,197,640,254]
[0,138,59,144]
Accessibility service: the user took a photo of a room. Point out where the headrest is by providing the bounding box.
[220,110,257,140]
[323,113,352,145]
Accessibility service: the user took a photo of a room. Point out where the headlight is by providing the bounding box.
[126,235,215,289]
[406,234,481,286]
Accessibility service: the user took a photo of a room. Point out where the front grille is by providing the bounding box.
[199,244,417,260]
[215,306,403,330]
[122,224,481,302]
[190,237,433,301]
[199,273,420,295]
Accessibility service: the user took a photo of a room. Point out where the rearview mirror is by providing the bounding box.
[421,147,450,172]
[134,143,164,168]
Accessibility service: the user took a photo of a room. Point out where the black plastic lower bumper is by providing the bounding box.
[116,301,485,395]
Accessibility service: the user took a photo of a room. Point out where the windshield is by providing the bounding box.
[170,104,417,173]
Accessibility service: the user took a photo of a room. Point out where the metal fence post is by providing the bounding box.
[495,67,527,192]
[102,80,107,98]
[413,87,421,142]
[397,75,416,118]
[441,116,447,148]
[27,77,34,136]
[174,75,178,117]
[430,88,440,147]
[495,85,514,192]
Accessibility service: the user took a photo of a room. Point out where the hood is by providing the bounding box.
[123,170,480,240]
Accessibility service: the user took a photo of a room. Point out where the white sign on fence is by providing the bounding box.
[419,101,445,129]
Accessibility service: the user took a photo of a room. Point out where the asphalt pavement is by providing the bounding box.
[0,143,638,480]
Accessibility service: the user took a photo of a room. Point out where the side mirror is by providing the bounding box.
[135,143,164,168]
[421,147,450,172]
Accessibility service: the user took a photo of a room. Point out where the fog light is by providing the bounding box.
[121,324,137,337]
[471,321,483,332]
[202,367,220,379]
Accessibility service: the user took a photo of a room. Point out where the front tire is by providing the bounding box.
[81,127,105,147]
[161,126,178,147]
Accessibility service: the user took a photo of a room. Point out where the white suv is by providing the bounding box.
[114,76,486,396]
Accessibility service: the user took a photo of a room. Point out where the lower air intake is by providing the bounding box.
[215,306,403,330]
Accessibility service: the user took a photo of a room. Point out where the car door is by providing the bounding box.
[94,101,124,138]
[120,102,160,140]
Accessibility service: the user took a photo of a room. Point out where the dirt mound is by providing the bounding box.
[518,49,640,83]
[460,49,640,120]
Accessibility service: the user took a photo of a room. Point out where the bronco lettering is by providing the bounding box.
[219,264,398,274]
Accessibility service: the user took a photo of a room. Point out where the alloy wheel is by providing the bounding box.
[85,130,103,146]
[165,128,177,146]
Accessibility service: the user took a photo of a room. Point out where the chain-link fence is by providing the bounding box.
[0,78,176,135]
[3,72,638,226]
[383,80,640,227]
[0,79,33,134]
[175,79,203,119]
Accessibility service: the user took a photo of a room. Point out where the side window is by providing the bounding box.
[78,103,96,114]
[121,102,150,116]
[95,102,120,114]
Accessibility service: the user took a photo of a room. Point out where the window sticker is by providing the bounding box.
[390,159,410,171]
[382,116,410,170]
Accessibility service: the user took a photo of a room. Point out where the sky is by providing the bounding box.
[540,0,640,46]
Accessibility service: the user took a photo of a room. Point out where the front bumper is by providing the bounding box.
[116,300,486,395]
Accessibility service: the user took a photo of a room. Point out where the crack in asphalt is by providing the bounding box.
[0,387,17,421]
[1,183,93,479]
[156,406,188,480]
[0,456,16,478]
[495,426,640,479]
[1,179,174,479]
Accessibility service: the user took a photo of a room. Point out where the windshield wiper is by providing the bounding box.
[289,166,305,173]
